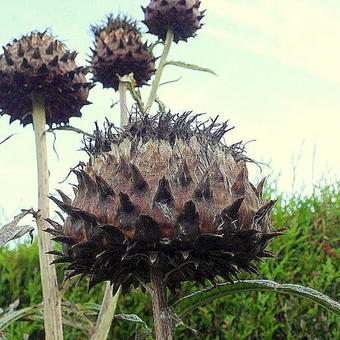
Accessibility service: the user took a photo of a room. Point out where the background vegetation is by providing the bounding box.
[0,181,339,340]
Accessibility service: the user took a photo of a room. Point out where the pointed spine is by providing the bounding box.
[153,177,174,207]
[194,173,213,201]
[130,164,148,191]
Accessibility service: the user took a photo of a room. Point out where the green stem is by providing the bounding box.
[31,93,63,340]
[119,81,128,126]
[146,30,174,112]
[90,285,121,340]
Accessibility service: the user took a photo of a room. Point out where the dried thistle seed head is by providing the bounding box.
[47,111,284,295]
[0,32,93,127]
[90,15,156,90]
[142,0,205,43]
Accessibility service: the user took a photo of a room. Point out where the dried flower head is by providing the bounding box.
[90,15,156,90]
[142,0,205,43]
[47,111,284,295]
[0,31,92,126]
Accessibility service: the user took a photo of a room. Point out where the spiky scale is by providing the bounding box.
[253,200,277,225]
[153,177,174,207]
[222,197,245,220]
[52,236,77,246]
[118,192,136,213]
[177,200,199,239]
[45,217,63,232]
[45,42,54,55]
[80,170,97,193]
[176,160,192,187]
[194,173,213,201]
[46,250,64,256]
[136,214,161,241]
[56,189,72,204]
[50,256,73,265]
[231,167,246,196]
[130,164,148,191]
[256,177,266,199]
[95,175,115,198]
[32,48,41,59]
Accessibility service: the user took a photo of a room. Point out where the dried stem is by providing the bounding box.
[146,30,174,112]
[119,81,128,126]
[46,125,94,138]
[32,93,64,340]
[150,266,173,340]
[90,80,127,340]
[90,285,121,340]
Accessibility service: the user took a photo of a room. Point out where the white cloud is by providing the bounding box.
[205,0,340,83]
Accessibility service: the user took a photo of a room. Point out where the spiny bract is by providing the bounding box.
[47,112,284,295]
[0,32,92,127]
[142,0,205,43]
[90,15,156,90]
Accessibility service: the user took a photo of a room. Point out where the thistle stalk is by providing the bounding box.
[146,30,174,112]
[31,93,63,340]
[150,267,173,340]
[119,81,128,126]
[91,80,128,340]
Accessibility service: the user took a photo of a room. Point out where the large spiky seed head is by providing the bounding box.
[142,0,205,43]
[90,15,156,90]
[47,111,284,295]
[0,31,93,127]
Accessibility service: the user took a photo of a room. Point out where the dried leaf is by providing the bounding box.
[165,60,217,76]
[0,209,35,247]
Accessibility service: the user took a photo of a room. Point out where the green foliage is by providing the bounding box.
[0,182,339,339]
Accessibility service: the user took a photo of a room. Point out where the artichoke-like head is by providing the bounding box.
[47,112,284,295]
[90,15,156,90]
[0,32,92,126]
[142,0,205,43]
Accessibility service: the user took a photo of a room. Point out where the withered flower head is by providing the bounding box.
[90,15,156,90]
[142,0,205,43]
[0,31,92,127]
[47,111,284,295]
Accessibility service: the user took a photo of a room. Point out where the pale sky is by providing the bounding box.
[0,0,339,224]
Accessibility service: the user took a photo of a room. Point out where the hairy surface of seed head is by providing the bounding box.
[90,15,156,90]
[142,0,205,43]
[47,111,284,295]
[0,32,93,126]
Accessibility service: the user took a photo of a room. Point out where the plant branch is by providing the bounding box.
[119,81,128,126]
[145,30,174,112]
[46,125,93,138]
[32,93,64,340]
[150,266,173,340]
[90,80,128,340]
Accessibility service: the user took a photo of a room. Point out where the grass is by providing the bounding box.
[0,181,339,339]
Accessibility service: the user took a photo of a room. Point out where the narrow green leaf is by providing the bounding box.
[165,61,217,76]
[0,304,42,330]
[175,280,340,318]
[115,314,150,331]
[159,76,182,87]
